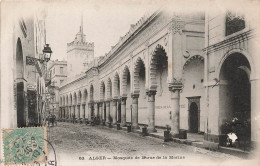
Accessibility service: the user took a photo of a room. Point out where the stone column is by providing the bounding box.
[121,97,127,127]
[170,88,181,137]
[147,91,157,132]
[106,101,110,124]
[112,99,117,125]
[131,94,140,129]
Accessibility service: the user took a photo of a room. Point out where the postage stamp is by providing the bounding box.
[2,127,47,165]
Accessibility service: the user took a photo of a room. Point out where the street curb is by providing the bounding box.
[61,122,251,158]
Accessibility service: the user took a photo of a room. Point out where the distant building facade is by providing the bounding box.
[47,60,67,118]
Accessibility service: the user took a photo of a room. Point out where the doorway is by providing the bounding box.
[219,53,251,146]
[187,96,201,133]
[189,102,199,133]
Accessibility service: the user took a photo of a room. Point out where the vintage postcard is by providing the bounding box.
[0,0,260,165]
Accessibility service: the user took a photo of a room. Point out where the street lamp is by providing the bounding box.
[42,44,52,62]
[26,44,53,65]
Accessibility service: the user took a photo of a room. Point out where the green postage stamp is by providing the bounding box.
[2,127,47,165]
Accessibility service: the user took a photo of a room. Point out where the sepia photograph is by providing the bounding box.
[0,0,260,165]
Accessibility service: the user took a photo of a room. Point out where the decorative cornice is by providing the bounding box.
[203,29,255,54]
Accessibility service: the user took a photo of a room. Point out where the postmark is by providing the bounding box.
[2,127,48,165]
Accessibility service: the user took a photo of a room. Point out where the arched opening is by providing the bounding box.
[90,84,94,102]
[83,89,88,119]
[107,78,112,99]
[100,81,106,121]
[16,38,26,127]
[149,45,170,127]
[69,93,72,118]
[133,57,146,124]
[114,73,120,122]
[189,102,199,133]
[78,91,82,104]
[133,57,145,94]
[83,89,88,103]
[69,94,73,106]
[66,95,69,118]
[219,53,251,147]
[100,81,106,100]
[78,91,82,118]
[122,66,131,123]
[118,102,121,123]
[113,73,120,98]
[149,45,168,92]
[90,85,94,117]
[122,66,131,96]
[181,55,204,132]
[66,95,68,106]
[73,92,77,117]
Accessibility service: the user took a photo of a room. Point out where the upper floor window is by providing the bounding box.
[225,11,245,36]
[60,67,64,74]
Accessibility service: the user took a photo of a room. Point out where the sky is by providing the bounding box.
[45,1,158,61]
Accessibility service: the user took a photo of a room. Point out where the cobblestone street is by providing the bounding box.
[46,122,245,166]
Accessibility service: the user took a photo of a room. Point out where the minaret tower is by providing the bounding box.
[67,13,94,77]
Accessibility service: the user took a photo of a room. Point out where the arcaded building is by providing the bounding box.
[59,9,259,148]
[59,11,205,134]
